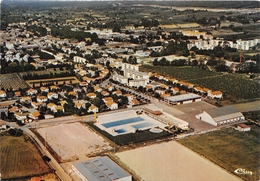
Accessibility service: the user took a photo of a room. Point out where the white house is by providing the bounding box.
[86,92,96,99]
[208,90,223,99]
[37,95,48,103]
[27,88,38,95]
[105,85,114,92]
[106,101,118,110]
[40,87,49,93]
[124,94,134,102]
[88,105,99,113]
[0,90,7,98]
[171,87,180,94]
[47,92,59,100]
[103,97,113,103]
[31,102,41,109]
[14,112,29,121]
[94,86,102,92]
[101,90,110,97]
[20,96,32,104]
[28,111,40,120]
[47,103,57,112]
[237,124,251,132]
[113,90,122,96]
[0,120,7,129]
[54,106,64,113]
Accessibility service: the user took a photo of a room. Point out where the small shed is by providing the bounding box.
[237,124,251,132]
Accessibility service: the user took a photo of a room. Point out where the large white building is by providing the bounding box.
[113,63,149,87]
[195,105,245,126]
[165,93,202,105]
[188,38,260,51]
[73,56,87,64]
[72,156,132,181]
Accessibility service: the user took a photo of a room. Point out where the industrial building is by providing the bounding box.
[195,105,245,126]
[165,93,201,105]
[72,156,132,181]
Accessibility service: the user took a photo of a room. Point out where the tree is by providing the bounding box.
[153,58,159,66]
[92,96,104,108]
[8,128,16,136]
[191,59,198,67]
[137,86,145,93]
[16,129,23,137]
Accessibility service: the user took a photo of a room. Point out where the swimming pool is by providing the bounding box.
[102,117,145,128]
[114,128,127,134]
[132,122,154,130]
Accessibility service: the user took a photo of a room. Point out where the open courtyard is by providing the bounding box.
[37,122,112,162]
[116,141,241,181]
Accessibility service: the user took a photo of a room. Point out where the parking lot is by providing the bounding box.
[154,101,217,131]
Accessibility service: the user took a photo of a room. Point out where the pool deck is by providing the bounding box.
[95,110,167,136]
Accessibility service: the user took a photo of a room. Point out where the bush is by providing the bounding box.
[8,129,16,136]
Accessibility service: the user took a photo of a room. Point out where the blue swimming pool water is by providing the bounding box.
[114,128,127,134]
[102,117,145,128]
[132,122,154,129]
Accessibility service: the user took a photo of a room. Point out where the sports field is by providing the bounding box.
[0,134,50,179]
[37,122,112,161]
[178,128,260,181]
[116,141,241,181]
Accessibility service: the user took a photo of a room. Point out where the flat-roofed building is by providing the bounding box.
[165,93,201,105]
[72,156,132,181]
[195,105,245,126]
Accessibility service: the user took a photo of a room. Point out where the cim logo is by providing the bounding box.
[234,168,253,175]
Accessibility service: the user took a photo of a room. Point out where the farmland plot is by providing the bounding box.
[140,65,260,100]
[0,134,50,179]
[0,73,29,90]
[179,128,260,181]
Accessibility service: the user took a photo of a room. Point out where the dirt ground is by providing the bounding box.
[116,141,242,181]
[37,122,112,162]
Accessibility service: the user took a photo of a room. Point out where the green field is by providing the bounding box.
[140,65,260,101]
[178,128,260,181]
[0,133,50,179]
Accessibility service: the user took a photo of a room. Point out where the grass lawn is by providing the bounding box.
[140,65,260,100]
[0,133,50,179]
[178,128,260,181]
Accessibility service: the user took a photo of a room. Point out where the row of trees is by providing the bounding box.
[51,26,100,43]
[22,70,75,80]
[150,41,189,57]
[152,57,188,66]
[122,56,138,64]
[26,25,47,36]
